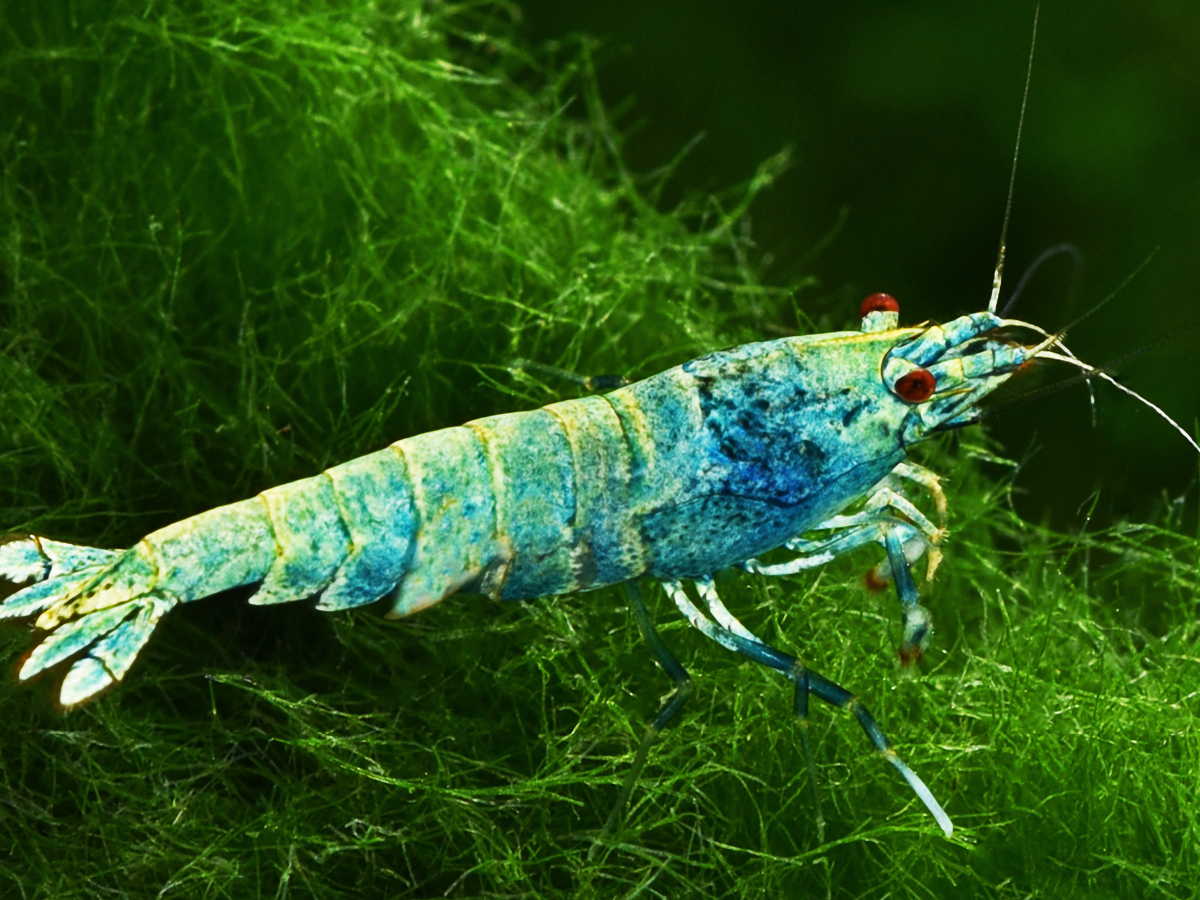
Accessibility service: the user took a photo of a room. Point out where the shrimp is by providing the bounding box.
[8,273,1194,839]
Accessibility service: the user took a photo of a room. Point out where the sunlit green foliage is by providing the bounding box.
[1,2,1197,897]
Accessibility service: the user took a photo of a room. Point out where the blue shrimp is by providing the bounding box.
[10,282,1193,839]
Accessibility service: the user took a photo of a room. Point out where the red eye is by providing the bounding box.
[895,368,936,402]
[860,293,900,317]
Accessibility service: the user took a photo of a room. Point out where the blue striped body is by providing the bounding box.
[99,328,914,619]
[11,318,1014,706]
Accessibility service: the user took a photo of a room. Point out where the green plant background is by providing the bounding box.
[1,2,1197,898]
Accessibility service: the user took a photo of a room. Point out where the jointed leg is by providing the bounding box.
[798,486,943,548]
[668,579,953,838]
[890,460,947,526]
[745,481,943,582]
[747,481,943,663]
[593,580,693,855]
[882,528,934,663]
[677,579,827,839]
[746,522,896,576]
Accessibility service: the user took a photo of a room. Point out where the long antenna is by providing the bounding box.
[988,6,1040,314]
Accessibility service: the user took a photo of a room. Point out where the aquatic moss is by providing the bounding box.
[1,2,1197,897]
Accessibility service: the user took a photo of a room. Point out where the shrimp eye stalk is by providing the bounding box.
[860,293,900,317]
